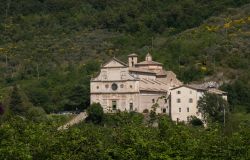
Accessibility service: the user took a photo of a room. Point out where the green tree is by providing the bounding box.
[64,85,88,111]
[0,103,4,115]
[198,93,228,124]
[26,107,46,122]
[86,103,104,124]
[189,116,203,126]
[27,88,49,107]
[149,103,159,125]
[9,85,26,115]
[221,80,250,112]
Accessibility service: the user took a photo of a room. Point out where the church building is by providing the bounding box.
[90,53,227,123]
[90,53,182,114]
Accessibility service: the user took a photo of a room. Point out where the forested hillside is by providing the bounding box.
[0,1,250,159]
[0,0,249,112]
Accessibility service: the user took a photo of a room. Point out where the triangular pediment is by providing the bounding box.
[102,58,127,68]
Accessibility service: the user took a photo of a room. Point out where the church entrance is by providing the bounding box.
[129,102,133,111]
[112,101,117,111]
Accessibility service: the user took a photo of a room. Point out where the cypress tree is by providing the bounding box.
[9,85,24,115]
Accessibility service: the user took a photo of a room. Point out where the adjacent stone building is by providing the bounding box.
[170,84,227,122]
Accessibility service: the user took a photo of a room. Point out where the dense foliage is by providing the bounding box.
[189,116,204,126]
[86,102,104,124]
[198,93,229,123]
[9,85,25,115]
[0,113,249,160]
[0,103,4,115]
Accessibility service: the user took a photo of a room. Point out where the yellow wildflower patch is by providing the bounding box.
[224,23,231,29]
[201,66,207,71]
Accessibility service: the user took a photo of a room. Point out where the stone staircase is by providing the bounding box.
[58,112,87,130]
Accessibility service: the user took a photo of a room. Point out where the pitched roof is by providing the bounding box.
[188,84,207,90]
[129,67,156,74]
[128,53,138,57]
[156,70,167,76]
[102,57,128,68]
[170,84,227,95]
[170,84,206,91]
[207,88,227,95]
[139,78,169,93]
[135,60,163,66]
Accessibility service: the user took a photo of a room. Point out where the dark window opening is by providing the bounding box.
[177,99,181,103]
[163,108,166,113]
[189,98,193,103]
[112,101,117,110]
[129,103,133,111]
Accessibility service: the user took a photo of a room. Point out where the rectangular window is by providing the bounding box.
[129,103,133,111]
[162,108,166,113]
[112,101,117,110]
[189,98,193,103]
[179,108,181,112]
[120,71,126,80]
[152,99,155,103]
[187,107,189,112]
[177,98,181,103]
[177,91,181,94]
[164,98,167,103]
[102,71,107,80]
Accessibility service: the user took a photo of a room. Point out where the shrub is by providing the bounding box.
[86,103,104,124]
[26,107,46,122]
[143,109,149,113]
[189,116,203,126]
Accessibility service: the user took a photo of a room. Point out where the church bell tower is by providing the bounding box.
[128,53,138,67]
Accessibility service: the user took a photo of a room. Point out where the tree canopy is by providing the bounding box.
[198,93,229,124]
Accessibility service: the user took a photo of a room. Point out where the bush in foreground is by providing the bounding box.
[86,103,104,124]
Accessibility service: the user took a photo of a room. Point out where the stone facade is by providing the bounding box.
[90,53,227,123]
[90,53,182,114]
[170,85,228,123]
[170,85,205,122]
